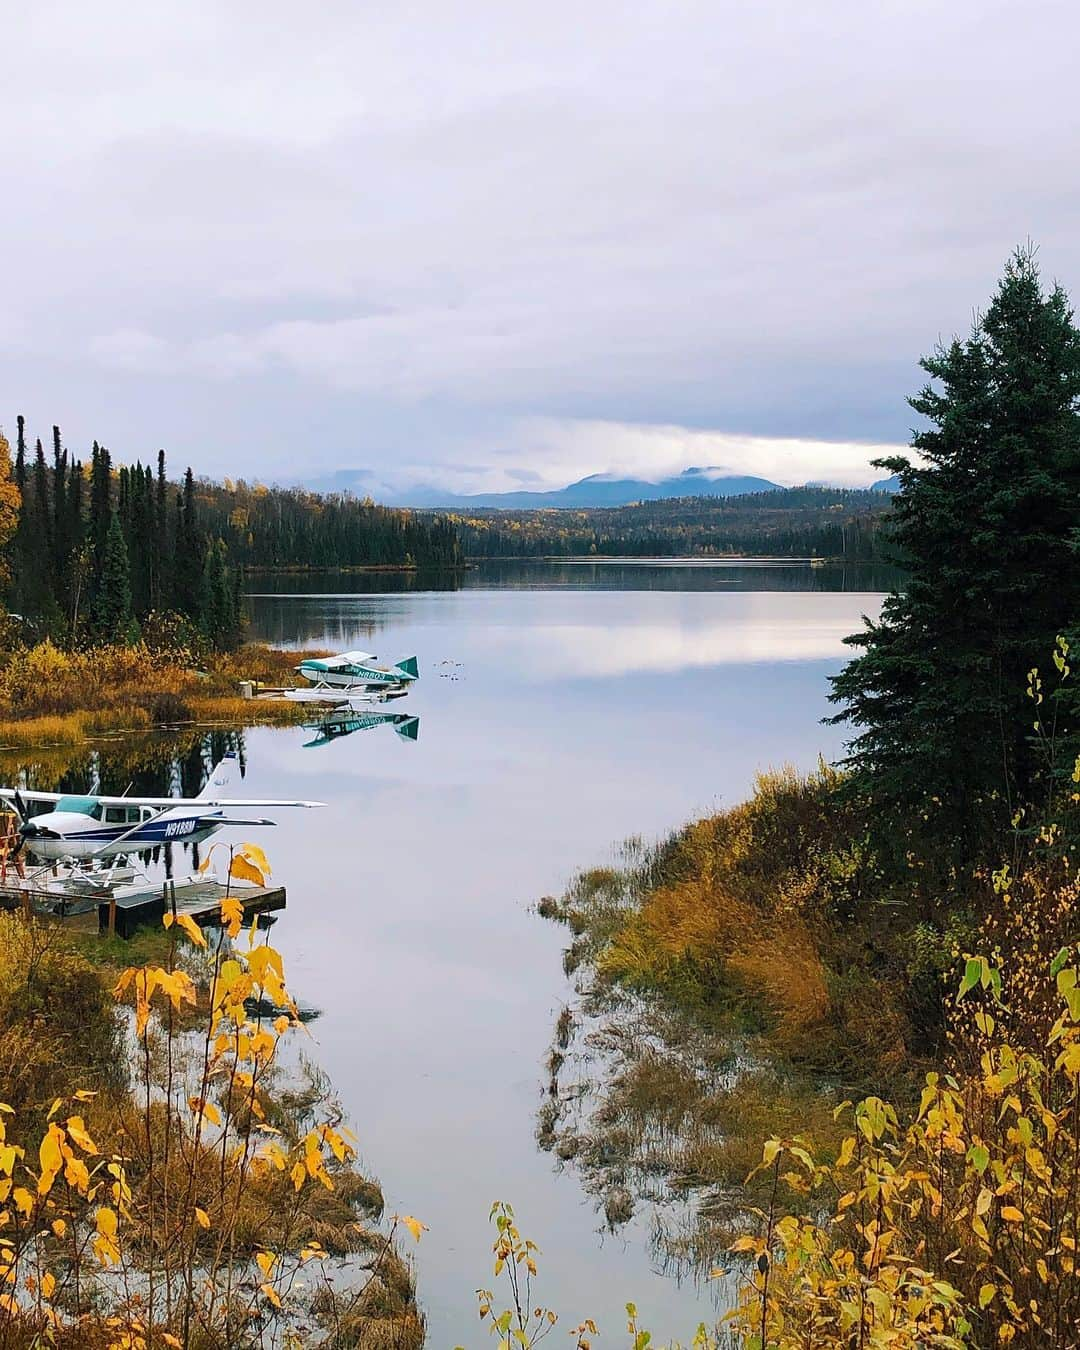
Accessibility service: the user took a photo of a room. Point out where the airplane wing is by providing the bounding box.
[117,796,325,809]
[0,789,324,809]
[195,816,276,828]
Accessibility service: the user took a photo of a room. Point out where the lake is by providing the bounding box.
[0,561,888,1340]
[229,561,890,1341]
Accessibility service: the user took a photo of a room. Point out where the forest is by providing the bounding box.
[0,420,461,651]
[443,485,894,560]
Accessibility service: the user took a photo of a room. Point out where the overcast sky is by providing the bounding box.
[1,0,1077,492]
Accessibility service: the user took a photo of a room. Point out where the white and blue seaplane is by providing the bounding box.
[0,752,323,866]
[294,650,419,693]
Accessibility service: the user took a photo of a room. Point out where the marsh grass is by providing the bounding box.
[539,766,937,1277]
[0,640,322,746]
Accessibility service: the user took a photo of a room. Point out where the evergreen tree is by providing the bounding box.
[199,537,241,650]
[87,441,113,617]
[90,511,136,642]
[14,417,25,492]
[174,467,203,617]
[25,439,59,623]
[829,248,1080,871]
[154,450,169,609]
[52,426,68,603]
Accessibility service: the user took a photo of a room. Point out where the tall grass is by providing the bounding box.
[0,640,316,744]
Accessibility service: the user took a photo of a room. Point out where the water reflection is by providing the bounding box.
[248,558,903,598]
[301,709,421,749]
[0,727,243,797]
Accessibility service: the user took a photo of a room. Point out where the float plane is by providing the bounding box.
[295,650,419,692]
[0,752,324,863]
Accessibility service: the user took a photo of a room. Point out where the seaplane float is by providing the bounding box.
[0,752,323,866]
[294,650,419,692]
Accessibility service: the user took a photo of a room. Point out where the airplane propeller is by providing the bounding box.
[10,816,63,860]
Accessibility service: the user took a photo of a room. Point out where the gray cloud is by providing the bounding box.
[1,0,1077,489]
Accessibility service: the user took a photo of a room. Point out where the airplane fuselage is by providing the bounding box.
[22,804,227,861]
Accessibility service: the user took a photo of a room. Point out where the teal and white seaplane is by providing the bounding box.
[0,752,323,864]
[294,650,419,692]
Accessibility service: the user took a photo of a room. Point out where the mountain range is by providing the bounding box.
[308,466,784,509]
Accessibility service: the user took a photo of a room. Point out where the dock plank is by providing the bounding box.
[0,878,285,939]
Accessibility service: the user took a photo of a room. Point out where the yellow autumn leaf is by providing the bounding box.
[255,1250,276,1278]
[194,1207,211,1229]
[65,1116,98,1155]
[239,841,271,873]
[41,1271,55,1301]
[96,1206,117,1239]
[175,913,207,948]
[261,1281,282,1308]
[1001,1205,1024,1223]
[220,896,244,938]
[38,1125,65,1195]
[399,1214,428,1243]
[194,1100,222,1127]
[51,1219,66,1238]
[12,1186,33,1217]
[230,853,266,886]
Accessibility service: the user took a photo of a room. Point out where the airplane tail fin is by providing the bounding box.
[395,716,420,742]
[199,751,239,800]
[394,656,419,680]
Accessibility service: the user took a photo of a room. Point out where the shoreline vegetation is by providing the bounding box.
[522,248,1080,1347]
[0,905,427,1348]
[0,640,324,749]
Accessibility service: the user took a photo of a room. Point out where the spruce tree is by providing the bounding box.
[830,248,1080,871]
[174,468,203,617]
[154,450,169,609]
[27,439,59,623]
[90,512,137,642]
[199,537,240,650]
[52,426,68,603]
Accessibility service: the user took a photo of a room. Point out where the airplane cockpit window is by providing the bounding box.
[104,806,143,824]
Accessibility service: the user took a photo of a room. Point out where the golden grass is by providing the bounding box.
[0,913,120,1126]
[0,640,323,746]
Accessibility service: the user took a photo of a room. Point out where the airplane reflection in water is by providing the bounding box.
[301,708,420,749]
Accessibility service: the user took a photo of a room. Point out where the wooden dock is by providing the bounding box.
[0,878,286,939]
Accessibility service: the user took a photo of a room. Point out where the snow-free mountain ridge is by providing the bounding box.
[306,466,783,509]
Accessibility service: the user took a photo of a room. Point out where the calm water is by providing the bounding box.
[222,562,889,1340]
